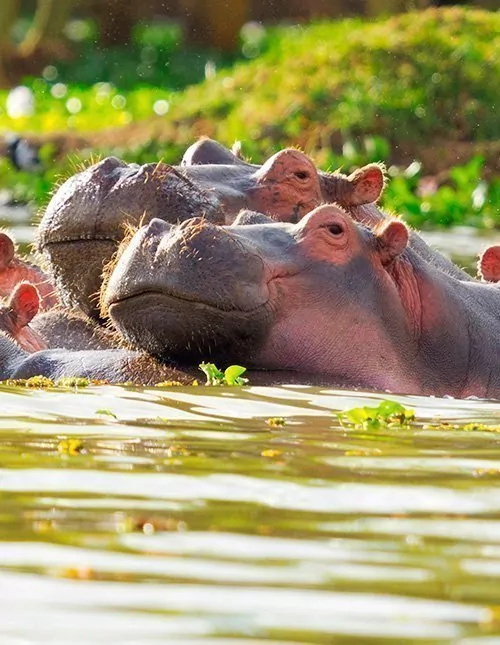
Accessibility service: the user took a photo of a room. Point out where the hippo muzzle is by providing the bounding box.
[103,217,272,361]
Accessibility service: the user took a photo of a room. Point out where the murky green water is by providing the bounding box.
[2,207,500,643]
[2,385,500,643]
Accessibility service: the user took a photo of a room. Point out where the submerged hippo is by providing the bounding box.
[0,331,196,385]
[36,145,385,317]
[0,233,115,351]
[102,206,500,399]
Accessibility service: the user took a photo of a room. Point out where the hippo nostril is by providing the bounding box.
[146,218,171,236]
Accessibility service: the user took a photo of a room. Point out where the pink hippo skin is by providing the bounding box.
[103,207,500,399]
[0,233,58,310]
[0,282,47,352]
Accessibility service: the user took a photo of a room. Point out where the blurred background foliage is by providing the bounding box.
[0,0,498,229]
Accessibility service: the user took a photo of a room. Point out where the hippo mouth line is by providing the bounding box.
[107,289,270,315]
[38,234,121,247]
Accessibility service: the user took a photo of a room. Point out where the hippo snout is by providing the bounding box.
[104,215,272,361]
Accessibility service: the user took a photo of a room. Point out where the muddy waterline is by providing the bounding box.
[1,206,500,643]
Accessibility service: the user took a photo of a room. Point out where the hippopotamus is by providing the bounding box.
[0,331,196,385]
[0,271,194,385]
[0,232,58,309]
[181,139,473,283]
[101,206,500,399]
[36,145,386,317]
[0,281,47,352]
[0,273,308,387]
[0,232,116,351]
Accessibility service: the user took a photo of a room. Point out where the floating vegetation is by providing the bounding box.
[199,362,249,386]
[57,438,84,456]
[338,400,416,431]
[266,417,287,427]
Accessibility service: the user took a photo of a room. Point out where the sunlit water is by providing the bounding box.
[1,207,500,644]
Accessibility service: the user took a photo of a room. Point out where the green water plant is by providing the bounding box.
[199,362,248,386]
[338,400,415,431]
[383,156,500,229]
[95,408,118,419]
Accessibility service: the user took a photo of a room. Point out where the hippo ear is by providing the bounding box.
[181,137,248,166]
[478,245,500,282]
[231,141,243,159]
[9,282,40,327]
[376,220,408,266]
[0,233,15,269]
[348,163,386,205]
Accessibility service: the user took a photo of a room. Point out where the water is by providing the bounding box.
[2,206,500,644]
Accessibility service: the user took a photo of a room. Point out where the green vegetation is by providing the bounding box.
[338,401,500,433]
[95,408,118,419]
[338,400,415,431]
[199,362,249,386]
[167,7,499,151]
[384,155,500,229]
[0,7,498,229]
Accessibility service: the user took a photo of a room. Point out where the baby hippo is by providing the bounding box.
[0,232,57,310]
[0,282,47,352]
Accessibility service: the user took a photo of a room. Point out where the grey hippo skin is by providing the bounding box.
[103,206,500,399]
[36,145,385,318]
[0,332,196,385]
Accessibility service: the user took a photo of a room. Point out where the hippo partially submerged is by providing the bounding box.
[36,145,385,317]
[102,206,500,399]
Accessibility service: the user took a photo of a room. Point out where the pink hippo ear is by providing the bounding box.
[478,245,500,282]
[0,233,15,270]
[347,163,386,205]
[9,282,40,327]
[376,220,409,266]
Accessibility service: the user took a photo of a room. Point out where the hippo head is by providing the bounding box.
[182,138,386,225]
[36,157,223,318]
[0,282,47,352]
[102,205,420,393]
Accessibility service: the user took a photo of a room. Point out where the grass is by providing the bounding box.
[0,7,498,229]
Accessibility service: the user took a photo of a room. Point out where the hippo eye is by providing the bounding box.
[294,170,309,181]
[327,223,344,236]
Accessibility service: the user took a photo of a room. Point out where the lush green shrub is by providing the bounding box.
[166,6,499,152]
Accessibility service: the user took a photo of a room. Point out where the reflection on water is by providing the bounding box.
[1,384,500,643]
[2,207,500,643]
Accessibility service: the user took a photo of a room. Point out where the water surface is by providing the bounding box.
[1,384,500,643]
[1,207,500,643]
